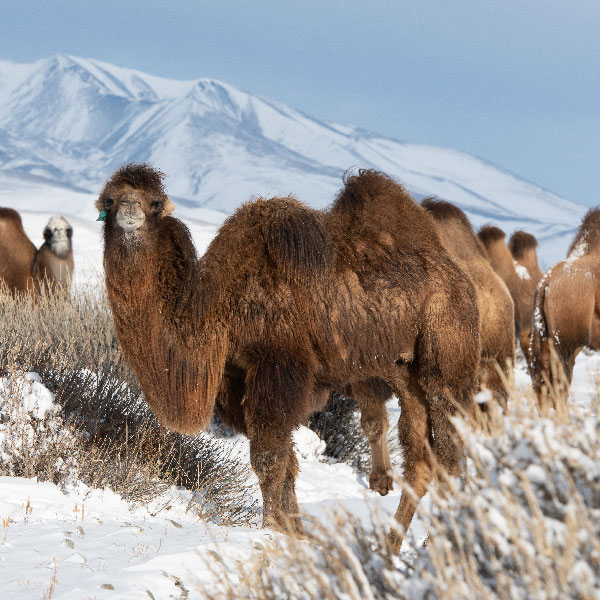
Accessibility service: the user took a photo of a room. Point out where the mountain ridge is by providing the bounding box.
[0,53,587,265]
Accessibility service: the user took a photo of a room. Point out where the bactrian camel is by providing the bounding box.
[97,164,480,550]
[530,208,600,412]
[0,208,74,296]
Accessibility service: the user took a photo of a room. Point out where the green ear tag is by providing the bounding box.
[96,210,107,222]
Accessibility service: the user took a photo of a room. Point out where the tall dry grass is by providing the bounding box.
[0,283,258,525]
[202,395,600,599]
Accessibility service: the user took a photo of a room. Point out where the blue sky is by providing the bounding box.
[1,0,598,205]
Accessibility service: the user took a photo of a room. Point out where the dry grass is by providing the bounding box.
[202,394,600,599]
[0,283,258,525]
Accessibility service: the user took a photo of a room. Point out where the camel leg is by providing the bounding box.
[244,351,313,535]
[249,430,298,534]
[352,379,394,495]
[388,382,431,552]
[281,444,303,535]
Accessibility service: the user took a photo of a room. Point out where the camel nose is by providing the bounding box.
[122,200,140,217]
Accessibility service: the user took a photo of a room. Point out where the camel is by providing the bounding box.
[478,225,537,360]
[97,164,480,550]
[530,208,600,412]
[422,199,515,404]
[508,230,543,360]
[0,209,74,296]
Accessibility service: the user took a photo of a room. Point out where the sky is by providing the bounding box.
[1,0,598,205]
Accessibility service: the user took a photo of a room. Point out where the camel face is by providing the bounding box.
[44,216,72,259]
[96,164,175,237]
[112,189,149,234]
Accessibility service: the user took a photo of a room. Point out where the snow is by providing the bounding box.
[0,349,597,598]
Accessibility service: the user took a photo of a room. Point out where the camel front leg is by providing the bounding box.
[249,431,294,533]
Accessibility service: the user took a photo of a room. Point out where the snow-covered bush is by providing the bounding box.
[0,284,258,524]
[204,404,600,599]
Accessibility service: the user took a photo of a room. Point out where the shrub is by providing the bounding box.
[0,284,258,525]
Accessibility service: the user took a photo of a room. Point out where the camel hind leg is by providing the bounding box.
[352,378,395,495]
[387,372,432,552]
[386,290,479,551]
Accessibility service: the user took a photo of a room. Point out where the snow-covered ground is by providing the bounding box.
[0,352,598,599]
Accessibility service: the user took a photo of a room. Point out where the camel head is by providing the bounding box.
[44,216,73,259]
[96,163,175,237]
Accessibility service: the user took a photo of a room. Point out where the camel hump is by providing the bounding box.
[259,197,334,283]
[0,207,24,226]
[332,169,412,215]
[508,230,538,259]
[478,224,506,245]
[568,207,600,257]
[422,197,473,229]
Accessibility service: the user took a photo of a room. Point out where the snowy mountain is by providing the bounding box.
[0,53,587,266]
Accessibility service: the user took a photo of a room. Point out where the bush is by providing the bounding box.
[0,284,258,525]
[203,403,600,599]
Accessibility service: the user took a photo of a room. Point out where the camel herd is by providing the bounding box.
[1,164,598,550]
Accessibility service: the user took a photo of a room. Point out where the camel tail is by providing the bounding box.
[262,199,334,283]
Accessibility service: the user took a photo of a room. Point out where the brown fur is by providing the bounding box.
[423,199,515,404]
[99,165,480,548]
[530,209,600,412]
[0,209,74,296]
[478,225,536,360]
[508,230,543,358]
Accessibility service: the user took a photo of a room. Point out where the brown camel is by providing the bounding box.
[97,165,480,550]
[0,209,74,296]
[478,225,534,360]
[508,230,543,359]
[422,199,515,404]
[530,208,600,412]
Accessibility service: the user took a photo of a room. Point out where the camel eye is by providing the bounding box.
[104,198,114,209]
[151,201,161,212]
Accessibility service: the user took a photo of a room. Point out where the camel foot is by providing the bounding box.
[263,513,305,538]
[369,471,394,496]
[386,529,403,553]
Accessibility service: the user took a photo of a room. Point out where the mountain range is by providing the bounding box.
[0,53,587,266]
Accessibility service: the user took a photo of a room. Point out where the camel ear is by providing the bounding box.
[161,197,175,217]
[94,197,104,212]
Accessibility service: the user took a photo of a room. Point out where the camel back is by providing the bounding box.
[209,197,334,286]
[567,208,600,258]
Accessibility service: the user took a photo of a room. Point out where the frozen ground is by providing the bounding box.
[0,352,598,599]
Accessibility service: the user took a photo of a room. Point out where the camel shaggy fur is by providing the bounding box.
[0,209,74,296]
[530,209,600,412]
[97,165,480,549]
[422,199,514,403]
